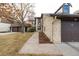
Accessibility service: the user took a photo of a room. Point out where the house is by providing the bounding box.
[26,19,35,27]
[11,21,31,32]
[0,22,11,32]
[35,17,42,31]
[10,23,21,32]
[41,13,79,43]
[0,18,11,32]
[0,18,29,32]
[40,3,79,43]
[74,10,79,14]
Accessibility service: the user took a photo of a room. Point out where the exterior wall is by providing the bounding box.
[36,18,41,32]
[0,23,11,32]
[42,15,61,43]
[42,15,53,42]
[36,18,38,31]
[52,19,61,43]
[12,27,21,32]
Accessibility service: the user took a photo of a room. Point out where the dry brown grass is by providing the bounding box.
[0,32,33,56]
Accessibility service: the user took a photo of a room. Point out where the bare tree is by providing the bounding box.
[0,3,14,22]
[11,3,35,33]
[0,3,35,33]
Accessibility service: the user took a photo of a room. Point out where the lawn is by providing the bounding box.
[0,32,33,56]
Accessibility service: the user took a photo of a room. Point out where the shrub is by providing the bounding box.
[27,27,36,32]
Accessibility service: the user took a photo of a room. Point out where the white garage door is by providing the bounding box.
[0,23,11,32]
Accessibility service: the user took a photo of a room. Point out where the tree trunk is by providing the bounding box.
[11,24,12,32]
[21,23,25,33]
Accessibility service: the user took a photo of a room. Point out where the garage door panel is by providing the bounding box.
[61,21,79,42]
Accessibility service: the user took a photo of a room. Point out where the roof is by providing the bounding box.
[11,24,21,27]
[41,13,79,19]
[74,10,79,14]
[35,17,41,19]
[11,23,31,27]
[0,19,12,24]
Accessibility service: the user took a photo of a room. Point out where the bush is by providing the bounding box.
[27,27,36,32]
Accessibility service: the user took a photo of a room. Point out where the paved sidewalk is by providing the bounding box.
[19,32,63,56]
[25,32,39,44]
[18,32,79,56]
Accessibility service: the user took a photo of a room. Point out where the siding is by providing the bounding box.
[0,23,11,32]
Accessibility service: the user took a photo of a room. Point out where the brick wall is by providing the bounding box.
[42,14,61,43]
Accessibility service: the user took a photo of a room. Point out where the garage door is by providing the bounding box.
[61,20,79,42]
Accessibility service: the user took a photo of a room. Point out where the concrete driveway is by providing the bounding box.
[55,42,79,56]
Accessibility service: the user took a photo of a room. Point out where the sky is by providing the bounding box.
[26,0,79,17]
[0,0,79,17]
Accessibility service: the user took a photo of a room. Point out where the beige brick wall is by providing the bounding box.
[52,19,61,43]
[42,15,61,43]
[43,15,53,42]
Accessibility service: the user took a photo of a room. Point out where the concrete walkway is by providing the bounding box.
[19,32,79,56]
[55,42,79,56]
[19,32,63,56]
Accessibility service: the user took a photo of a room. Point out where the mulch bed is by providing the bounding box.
[39,32,53,43]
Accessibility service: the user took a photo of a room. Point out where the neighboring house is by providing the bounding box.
[0,19,11,32]
[11,21,31,32]
[0,18,29,32]
[26,19,35,27]
[0,22,11,32]
[41,13,79,43]
[0,18,22,32]
[35,17,42,31]
[74,10,79,14]
[11,23,28,32]
[25,19,36,32]
[11,23,21,32]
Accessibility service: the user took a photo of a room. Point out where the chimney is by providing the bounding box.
[62,3,72,14]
